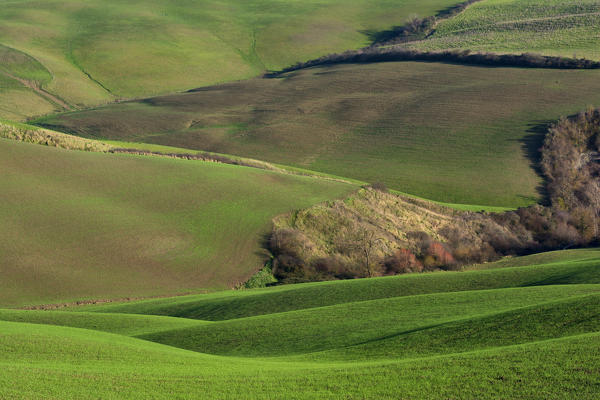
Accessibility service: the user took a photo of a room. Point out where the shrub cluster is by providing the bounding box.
[444,110,599,258]
[0,121,112,152]
[267,108,600,283]
[493,109,600,251]
[369,16,435,46]
[370,0,483,46]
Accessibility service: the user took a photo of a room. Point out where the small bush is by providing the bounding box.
[367,182,388,193]
[243,263,277,289]
[426,242,457,270]
[384,249,423,274]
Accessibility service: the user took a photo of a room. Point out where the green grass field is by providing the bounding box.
[0,0,464,120]
[1,249,598,398]
[2,1,600,397]
[0,138,354,307]
[39,61,600,207]
[406,0,600,60]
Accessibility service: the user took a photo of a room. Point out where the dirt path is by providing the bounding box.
[1,70,73,111]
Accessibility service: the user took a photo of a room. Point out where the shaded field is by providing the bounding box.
[39,62,600,206]
[0,0,463,119]
[0,138,353,307]
[406,0,600,60]
[1,249,599,398]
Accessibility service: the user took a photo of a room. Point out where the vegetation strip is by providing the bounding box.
[269,48,600,76]
[0,120,353,185]
[268,0,600,75]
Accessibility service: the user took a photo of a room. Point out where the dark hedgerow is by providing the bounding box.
[267,48,600,78]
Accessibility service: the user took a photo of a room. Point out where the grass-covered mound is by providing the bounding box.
[40,62,600,206]
[0,138,353,307]
[406,0,600,60]
[1,249,599,398]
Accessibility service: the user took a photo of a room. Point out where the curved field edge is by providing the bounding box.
[67,249,600,320]
[0,138,354,307]
[0,319,597,399]
[0,309,212,337]
[6,285,599,352]
[136,287,600,358]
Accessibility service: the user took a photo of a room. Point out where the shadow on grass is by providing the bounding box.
[519,120,553,205]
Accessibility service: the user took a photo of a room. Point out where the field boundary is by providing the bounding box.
[0,120,356,186]
[267,48,600,77]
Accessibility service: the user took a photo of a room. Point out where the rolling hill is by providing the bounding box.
[1,0,600,397]
[0,138,353,307]
[0,249,598,399]
[0,0,464,120]
[39,61,600,207]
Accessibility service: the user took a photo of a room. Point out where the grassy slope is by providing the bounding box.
[406,0,600,60]
[0,319,597,399]
[0,309,209,337]
[139,287,600,357]
[66,248,600,320]
[0,138,353,307]
[0,0,462,119]
[40,62,600,207]
[1,250,599,398]
[0,45,58,120]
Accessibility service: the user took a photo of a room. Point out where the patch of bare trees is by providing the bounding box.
[268,108,600,284]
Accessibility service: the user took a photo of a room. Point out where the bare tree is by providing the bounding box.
[356,231,384,277]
